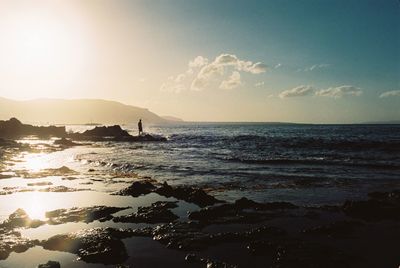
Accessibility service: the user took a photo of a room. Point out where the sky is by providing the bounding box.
[0,0,399,123]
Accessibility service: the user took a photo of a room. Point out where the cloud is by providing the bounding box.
[160,76,185,93]
[161,54,267,92]
[190,63,224,91]
[188,53,267,91]
[279,85,315,98]
[316,85,362,98]
[211,53,268,74]
[189,56,209,68]
[255,81,265,87]
[297,64,331,72]
[219,71,241,90]
[379,90,400,98]
[274,63,282,69]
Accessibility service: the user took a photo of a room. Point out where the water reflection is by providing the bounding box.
[23,153,49,172]
[24,191,48,220]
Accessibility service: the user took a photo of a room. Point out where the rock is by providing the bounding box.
[188,197,297,224]
[46,206,130,225]
[246,240,278,256]
[41,228,135,264]
[0,118,66,138]
[155,182,222,207]
[0,209,45,229]
[39,186,89,192]
[61,177,79,181]
[343,190,400,221]
[37,260,61,268]
[235,197,298,210]
[21,166,77,179]
[68,125,167,142]
[272,241,352,268]
[302,220,364,237]
[184,253,238,268]
[113,201,178,224]
[0,229,38,260]
[247,240,353,267]
[151,222,284,251]
[80,125,131,137]
[54,138,79,147]
[114,180,156,197]
[27,181,53,186]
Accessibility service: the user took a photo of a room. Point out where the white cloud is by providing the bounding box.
[298,63,331,72]
[160,76,185,93]
[274,63,282,69]
[190,53,266,91]
[379,90,400,98]
[219,71,241,90]
[279,85,315,98]
[162,53,267,92]
[189,56,209,68]
[175,73,186,83]
[316,85,362,98]
[215,54,239,65]
[255,81,265,87]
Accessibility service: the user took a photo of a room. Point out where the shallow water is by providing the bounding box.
[0,123,399,267]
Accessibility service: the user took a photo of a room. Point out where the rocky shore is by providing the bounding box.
[0,118,166,142]
[0,118,399,267]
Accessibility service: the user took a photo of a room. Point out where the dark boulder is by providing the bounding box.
[342,190,400,221]
[155,182,221,207]
[68,125,167,142]
[189,197,297,224]
[0,229,39,260]
[113,201,178,224]
[53,138,79,147]
[113,181,156,197]
[45,206,130,225]
[41,228,133,264]
[185,253,238,268]
[0,118,66,138]
[302,220,364,238]
[81,125,131,137]
[37,260,61,268]
[0,209,45,229]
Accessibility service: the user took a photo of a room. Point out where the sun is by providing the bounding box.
[0,1,90,98]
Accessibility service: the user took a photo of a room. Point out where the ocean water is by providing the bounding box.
[1,123,399,268]
[73,123,400,204]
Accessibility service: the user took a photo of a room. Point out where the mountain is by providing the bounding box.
[358,120,400,124]
[0,97,171,125]
[161,115,184,122]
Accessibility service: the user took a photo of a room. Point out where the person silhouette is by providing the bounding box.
[138,119,143,136]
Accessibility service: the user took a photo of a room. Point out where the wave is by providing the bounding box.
[169,133,400,152]
[223,157,400,170]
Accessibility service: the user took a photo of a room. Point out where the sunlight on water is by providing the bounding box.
[24,153,49,172]
[23,192,48,220]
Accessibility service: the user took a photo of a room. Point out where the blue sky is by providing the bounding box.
[0,0,399,122]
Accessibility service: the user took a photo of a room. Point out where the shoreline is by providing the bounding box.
[0,126,399,267]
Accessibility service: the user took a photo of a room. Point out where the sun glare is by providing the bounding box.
[0,2,90,98]
[24,154,48,172]
[24,192,47,221]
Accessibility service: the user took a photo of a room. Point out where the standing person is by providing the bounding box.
[138,119,143,136]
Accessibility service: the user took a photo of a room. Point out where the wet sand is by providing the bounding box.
[0,137,399,268]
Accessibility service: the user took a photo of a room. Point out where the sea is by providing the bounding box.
[1,123,400,267]
[70,123,400,205]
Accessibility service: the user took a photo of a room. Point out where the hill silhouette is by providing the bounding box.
[0,97,172,125]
